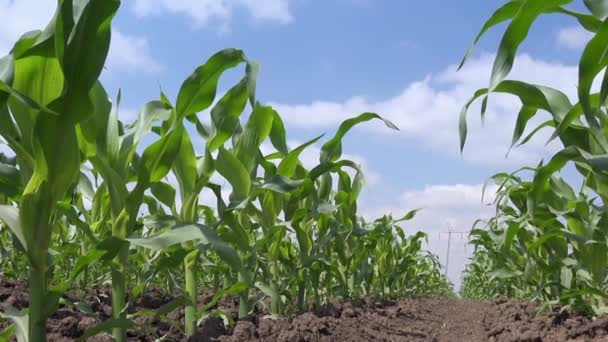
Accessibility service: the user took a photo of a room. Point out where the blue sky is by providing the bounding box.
[0,0,593,288]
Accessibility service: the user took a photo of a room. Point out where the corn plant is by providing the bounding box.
[459,0,608,314]
[0,1,119,340]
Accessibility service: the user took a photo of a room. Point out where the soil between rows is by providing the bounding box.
[0,278,607,341]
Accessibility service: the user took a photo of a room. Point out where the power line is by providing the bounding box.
[439,225,471,276]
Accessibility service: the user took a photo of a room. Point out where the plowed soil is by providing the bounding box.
[0,278,607,341]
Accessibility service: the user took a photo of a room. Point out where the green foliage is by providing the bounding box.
[0,1,453,340]
[460,0,608,315]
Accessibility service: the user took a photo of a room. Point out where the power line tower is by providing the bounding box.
[439,225,470,276]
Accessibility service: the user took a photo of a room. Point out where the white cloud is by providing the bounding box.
[362,183,496,230]
[272,53,579,167]
[132,0,293,29]
[557,25,593,50]
[0,0,56,54]
[106,30,164,75]
[0,1,162,76]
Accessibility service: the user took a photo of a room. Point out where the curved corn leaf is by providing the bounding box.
[578,17,608,128]
[235,103,275,172]
[207,77,250,151]
[321,112,397,163]
[216,147,250,201]
[459,0,524,70]
[176,49,246,118]
[0,205,26,251]
[584,0,608,19]
[278,134,324,177]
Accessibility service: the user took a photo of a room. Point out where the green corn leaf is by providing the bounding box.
[555,7,602,31]
[518,120,555,147]
[77,172,95,202]
[150,182,176,209]
[561,266,573,289]
[309,160,362,180]
[216,147,251,201]
[258,175,305,194]
[460,81,570,151]
[176,49,246,118]
[90,155,128,216]
[584,0,608,19]
[579,17,608,127]
[197,148,215,185]
[77,318,133,342]
[487,0,571,94]
[197,282,248,318]
[8,41,64,154]
[395,208,422,223]
[321,112,397,163]
[459,0,524,70]
[350,170,365,204]
[193,224,242,270]
[0,162,20,197]
[0,205,26,251]
[510,106,538,151]
[269,109,289,155]
[234,103,275,172]
[246,60,259,106]
[128,224,241,270]
[0,308,27,342]
[105,91,120,164]
[142,214,177,229]
[140,126,183,184]
[254,282,283,315]
[207,78,250,151]
[128,101,173,150]
[62,0,119,94]
[77,81,112,157]
[72,237,129,277]
[173,125,197,197]
[128,225,204,251]
[278,134,324,177]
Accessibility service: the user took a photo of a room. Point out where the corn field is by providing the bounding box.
[2,0,608,341]
[0,1,453,341]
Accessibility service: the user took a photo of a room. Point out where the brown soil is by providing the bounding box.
[0,278,607,341]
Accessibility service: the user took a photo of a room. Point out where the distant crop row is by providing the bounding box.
[0,1,452,341]
[460,0,608,315]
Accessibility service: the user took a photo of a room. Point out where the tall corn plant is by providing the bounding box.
[0,0,119,340]
[130,49,256,337]
[459,0,608,313]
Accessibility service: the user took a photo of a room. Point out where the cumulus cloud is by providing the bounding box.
[272,53,579,167]
[0,0,163,76]
[557,26,593,50]
[106,30,164,75]
[132,0,294,29]
[0,0,55,54]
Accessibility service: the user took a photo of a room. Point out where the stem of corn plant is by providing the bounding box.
[112,213,129,342]
[184,250,199,336]
[79,230,88,291]
[237,272,250,319]
[111,250,128,342]
[29,265,47,342]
